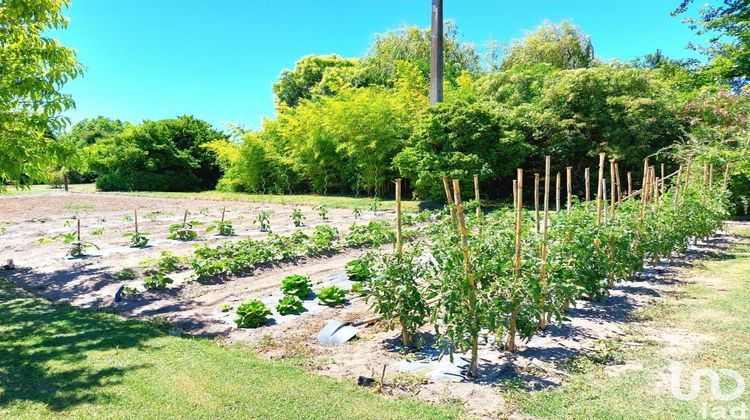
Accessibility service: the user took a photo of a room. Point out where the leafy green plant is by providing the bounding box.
[120,286,140,299]
[254,210,273,232]
[220,303,232,312]
[69,240,99,258]
[281,274,313,299]
[126,232,149,248]
[235,299,272,328]
[317,205,329,221]
[317,285,346,307]
[207,220,235,236]
[276,295,305,315]
[370,197,380,215]
[346,257,373,282]
[353,207,362,220]
[167,217,199,241]
[90,227,105,236]
[350,282,367,297]
[143,274,173,291]
[114,268,137,280]
[291,208,305,227]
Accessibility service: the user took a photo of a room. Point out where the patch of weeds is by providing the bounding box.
[114,268,137,280]
[147,316,173,332]
[90,227,106,236]
[122,215,133,222]
[220,303,232,312]
[388,372,430,394]
[120,286,140,299]
[64,203,94,212]
[630,301,673,322]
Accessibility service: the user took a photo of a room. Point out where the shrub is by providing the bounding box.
[280,275,313,299]
[317,285,346,307]
[276,295,305,315]
[235,300,272,328]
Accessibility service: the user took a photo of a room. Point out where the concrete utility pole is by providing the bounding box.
[430,0,444,105]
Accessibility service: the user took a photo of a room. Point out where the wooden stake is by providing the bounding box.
[513,180,518,210]
[134,209,139,234]
[77,218,81,242]
[540,157,551,329]
[585,167,591,202]
[627,172,632,198]
[566,166,573,211]
[221,206,226,223]
[615,163,622,203]
[660,164,665,196]
[723,163,731,190]
[609,160,616,219]
[395,178,403,255]
[473,174,481,222]
[183,209,189,227]
[596,153,605,225]
[534,173,540,233]
[508,168,523,352]
[555,172,561,213]
[442,176,456,222]
[451,179,479,375]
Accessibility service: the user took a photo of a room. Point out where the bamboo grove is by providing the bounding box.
[364,154,731,377]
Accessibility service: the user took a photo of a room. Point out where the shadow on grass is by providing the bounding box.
[0,286,160,411]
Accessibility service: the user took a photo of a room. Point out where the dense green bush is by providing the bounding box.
[86,115,225,191]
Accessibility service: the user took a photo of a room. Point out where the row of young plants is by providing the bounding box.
[361,161,730,376]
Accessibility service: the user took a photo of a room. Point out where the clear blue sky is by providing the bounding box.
[54,0,702,132]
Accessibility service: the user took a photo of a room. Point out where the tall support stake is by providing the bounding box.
[723,163,731,190]
[660,163,666,196]
[585,167,591,202]
[566,166,573,211]
[508,168,524,352]
[442,175,456,222]
[540,157,551,329]
[609,160,616,219]
[596,153,605,225]
[473,174,481,223]
[615,162,622,203]
[513,180,518,211]
[641,158,649,202]
[429,0,444,105]
[134,209,139,234]
[451,179,478,376]
[395,178,403,255]
[555,172,561,212]
[534,173,540,232]
[627,172,632,198]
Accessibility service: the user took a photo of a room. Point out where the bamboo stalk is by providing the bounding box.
[566,166,573,211]
[451,179,479,375]
[609,160,616,219]
[395,178,403,255]
[615,162,622,203]
[540,157,551,329]
[555,172,561,212]
[473,174,481,222]
[534,173,540,233]
[508,168,524,352]
[585,167,591,202]
[596,153,605,225]
[442,176,456,222]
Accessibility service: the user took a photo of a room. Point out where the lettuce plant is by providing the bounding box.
[235,300,272,328]
[280,274,313,299]
[317,285,346,307]
[276,295,305,315]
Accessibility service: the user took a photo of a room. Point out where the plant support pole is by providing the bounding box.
[566,166,572,211]
[508,168,524,352]
[540,157,551,329]
[596,153,605,225]
[555,172,561,212]
[585,167,591,202]
[395,178,403,255]
[534,173,540,233]
[442,175,456,222]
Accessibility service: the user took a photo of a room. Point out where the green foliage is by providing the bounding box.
[207,220,235,236]
[276,295,305,315]
[86,116,225,191]
[291,208,305,227]
[499,21,594,70]
[280,275,313,299]
[126,232,149,248]
[235,299,272,328]
[346,257,373,282]
[350,282,367,297]
[254,210,273,231]
[167,221,199,241]
[143,274,173,291]
[316,205,329,221]
[394,101,531,200]
[0,0,84,187]
[114,268,137,280]
[68,240,98,258]
[317,286,346,307]
[273,55,357,108]
[352,207,362,219]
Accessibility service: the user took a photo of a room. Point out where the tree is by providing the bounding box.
[272,55,357,108]
[500,21,595,70]
[86,116,225,191]
[673,0,750,87]
[60,116,130,147]
[0,0,83,187]
[394,101,531,200]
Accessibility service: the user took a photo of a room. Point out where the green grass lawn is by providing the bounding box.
[503,224,750,418]
[0,282,460,419]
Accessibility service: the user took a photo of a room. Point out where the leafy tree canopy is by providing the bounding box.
[0,0,83,187]
[500,21,595,71]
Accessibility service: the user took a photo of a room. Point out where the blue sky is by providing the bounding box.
[54,0,702,131]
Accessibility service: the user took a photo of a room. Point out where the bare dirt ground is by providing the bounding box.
[0,191,742,418]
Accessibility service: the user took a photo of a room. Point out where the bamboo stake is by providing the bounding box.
[723,163,731,190]
[473,174,481,222]
[540,157,551,329]
[627,172,632,198]
[134,209,139,234]
[709,163,714,190]
[451,179,479,375]
[534,173,540,232]
[442,176,456,222]
[660,164,665,196]
[513,180,518,210]
[183,209,189,227]
[221,206,226,223]
[395,178,403,255]
[585,167,591,202]
[596,153,605,225]
[566,166,573,211]
[609,160,616,219]
[615,162,622,203]
[77,218,81,242]
[508,168,523,352]
[555,172,561,212]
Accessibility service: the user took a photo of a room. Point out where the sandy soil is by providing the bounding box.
[0,191,741,418]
